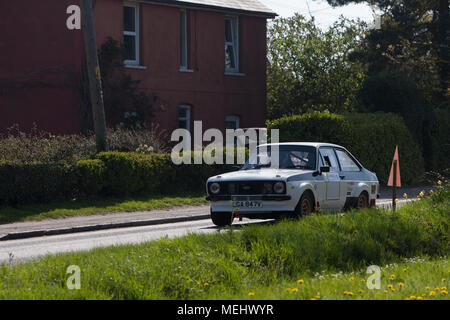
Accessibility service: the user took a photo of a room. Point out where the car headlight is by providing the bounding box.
[209,182,221,194]
[273,182,285,194]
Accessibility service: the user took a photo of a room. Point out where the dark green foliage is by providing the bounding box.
[267,111,424,184]
[0,150,241,206]
[431,108,450,171]
[0,161,75,205]
[98,37,159,129]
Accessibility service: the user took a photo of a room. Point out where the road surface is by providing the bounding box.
[0,198,414,264]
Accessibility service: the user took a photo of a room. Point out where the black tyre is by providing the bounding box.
[295,192,314,217]
[211,211,234,227]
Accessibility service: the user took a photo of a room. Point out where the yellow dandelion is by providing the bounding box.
[417,296,423,300]
[419,191,424,197]
[429,291,435,296]
[422,293,427,297]
[434,287,440,291]
[248,292,255,296]
[360,279,366,283]
[394,199,399,204]
[437,180,442,185]
[425,286,430,290]
[409,296,416,300]
[402,193,407,199]
[389,275,395,280]
[292,288,298,293]
[347,291,354,296]
[384,290,388,293]
[441,286,447,290]
[442,278,446,282]
[297,279,304,284]
[398,282,405,288]
[204,282,209,286]
[402,268,407,272]
[349,277,354,281]
[440,290,448,295]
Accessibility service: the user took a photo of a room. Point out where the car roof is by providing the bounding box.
[257,142,345,149]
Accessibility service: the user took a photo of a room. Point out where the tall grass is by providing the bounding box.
[0,187,448,299]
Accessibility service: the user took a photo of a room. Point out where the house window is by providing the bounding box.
[179,105,191,131]
[180,9,188,69]
[225,16,239,73]
[225,115,240,130]
[123,3,139,65]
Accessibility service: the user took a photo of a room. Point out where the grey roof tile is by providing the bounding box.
[145,0,277,17]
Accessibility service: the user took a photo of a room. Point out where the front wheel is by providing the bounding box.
[211,211,234,227]
[356,192,369,209]
[294,193,314,217]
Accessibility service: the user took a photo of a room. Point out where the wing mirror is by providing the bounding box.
[320,166,330,173]
[313,166,330,177]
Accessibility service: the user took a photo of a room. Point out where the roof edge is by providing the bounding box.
[138,0,278,18]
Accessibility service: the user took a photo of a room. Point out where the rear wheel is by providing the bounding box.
[295,192,314,217]
[356,192,369,209]
[211,211,234,227]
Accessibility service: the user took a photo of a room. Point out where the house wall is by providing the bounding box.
[0,0,268,136]
[0,0,84,134]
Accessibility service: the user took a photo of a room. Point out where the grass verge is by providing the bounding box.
[0,187,448,300]
[0,193,208,224]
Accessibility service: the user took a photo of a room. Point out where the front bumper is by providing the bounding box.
[206,195,291,201]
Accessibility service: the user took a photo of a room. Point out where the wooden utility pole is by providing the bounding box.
[80,0,107,152]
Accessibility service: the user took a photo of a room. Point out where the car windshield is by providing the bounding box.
[241,145,317,170]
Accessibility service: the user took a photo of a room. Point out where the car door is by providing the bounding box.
[318,147,343,209]
[334,148,363,206]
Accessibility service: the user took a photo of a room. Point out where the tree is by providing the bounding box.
[326,0,449,106]
[98,38,159,129]
[266,15,367,119]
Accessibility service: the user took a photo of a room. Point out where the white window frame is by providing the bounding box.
[179,105,191,132]
[180,9,188,70]
[123,2,139,66]
[225,16,239,73]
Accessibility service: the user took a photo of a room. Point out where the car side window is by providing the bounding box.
[319,148,340,172]
[335,149,360,172]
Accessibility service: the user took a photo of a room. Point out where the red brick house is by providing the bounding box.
[0,0,276,135]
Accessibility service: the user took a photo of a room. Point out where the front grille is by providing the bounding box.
[208,181,285,196]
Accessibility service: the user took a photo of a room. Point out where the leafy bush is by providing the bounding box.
[0,149,242,206]
[0,161,76,205]
[0,126,169,164]
[430,108,450,172]
[267,111,424,184]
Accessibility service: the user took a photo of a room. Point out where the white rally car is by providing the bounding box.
[206,143,379,226]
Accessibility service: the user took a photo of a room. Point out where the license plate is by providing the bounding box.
[232,201,263,208]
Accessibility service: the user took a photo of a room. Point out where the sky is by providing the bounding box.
[259,0,375,29]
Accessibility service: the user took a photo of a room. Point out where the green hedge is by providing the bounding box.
[431,108,450,171]
[0,149,243,206]
[267,111,424,184]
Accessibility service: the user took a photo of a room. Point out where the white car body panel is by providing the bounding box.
[206,143,379,219]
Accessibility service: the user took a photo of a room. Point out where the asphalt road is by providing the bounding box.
[0,197,414,265]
